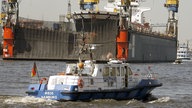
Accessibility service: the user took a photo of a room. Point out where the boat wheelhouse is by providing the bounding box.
[26,60,162,101]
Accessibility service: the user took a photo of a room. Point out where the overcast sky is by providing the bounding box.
[17,0,192,43]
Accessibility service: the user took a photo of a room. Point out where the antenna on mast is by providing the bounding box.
[66,0,72,21]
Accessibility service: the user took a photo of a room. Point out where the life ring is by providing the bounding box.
[39,77,47,84]
[78,78,84,88]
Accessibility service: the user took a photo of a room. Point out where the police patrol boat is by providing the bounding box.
[26,15,162,100]
[26,56,162,101]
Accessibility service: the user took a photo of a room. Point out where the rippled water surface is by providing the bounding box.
[0,60,192,108]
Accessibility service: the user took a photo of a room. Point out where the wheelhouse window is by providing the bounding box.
[90,79,94,85]
[110,67,116,76]
[66,65,77,74]
[117,67,120,76]
[125,66,133,75]
[103,67,109,76]
[121,67,125,76]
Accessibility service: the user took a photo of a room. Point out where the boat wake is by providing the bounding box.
[3,96,57,105]
[148,97,170,103]
[126,99,140,105]
[125,97,170,105]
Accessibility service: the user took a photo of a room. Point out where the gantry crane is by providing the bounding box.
[79,0,99,10]
[1,0,19,58]
[164,0,179,37]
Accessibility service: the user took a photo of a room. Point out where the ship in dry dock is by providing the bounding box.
[0,0,179,62]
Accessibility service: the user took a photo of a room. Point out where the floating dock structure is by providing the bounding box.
[0,0,179,62]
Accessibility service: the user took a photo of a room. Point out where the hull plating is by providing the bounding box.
[2,12,177,62]
[26,79,162,101]
[26,85,161,101]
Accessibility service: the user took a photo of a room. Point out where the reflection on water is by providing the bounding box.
[0,60,192,108]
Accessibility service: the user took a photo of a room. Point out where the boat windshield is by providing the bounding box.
[66,64,78,74]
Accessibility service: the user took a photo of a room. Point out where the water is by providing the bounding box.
[0,60,192,108]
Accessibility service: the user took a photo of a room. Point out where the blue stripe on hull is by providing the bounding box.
[136,88,154,99]
[27,87,156,101]
[127,90,139,99]
[103,92,116,99]
[116,92,129,100]
[77,93,92,100]
[92,93,104,99]
[60,93,78,101]
[26,80,162,101]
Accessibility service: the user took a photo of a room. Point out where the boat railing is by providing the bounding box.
[31,76,49,84]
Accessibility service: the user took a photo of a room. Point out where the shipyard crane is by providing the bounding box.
[79,0,99,11]
[1,0,19,27]
[1,0,19,58]
[164,0,179,37]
